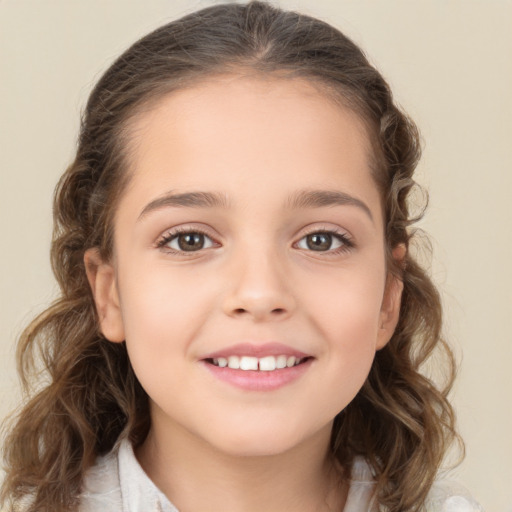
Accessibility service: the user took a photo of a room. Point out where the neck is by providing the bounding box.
[136,420,347,512]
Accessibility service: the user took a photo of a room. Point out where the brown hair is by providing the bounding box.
[1,2,461,511]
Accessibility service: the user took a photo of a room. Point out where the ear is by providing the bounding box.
[376,244,406,350]
[84,248,125,343]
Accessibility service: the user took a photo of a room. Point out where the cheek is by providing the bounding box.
[115,262,206,362]
[301,262,385,389]
[305,261,385,339]
[114,258,230,378]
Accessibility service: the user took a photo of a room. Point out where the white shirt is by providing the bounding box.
[79,440,483,511]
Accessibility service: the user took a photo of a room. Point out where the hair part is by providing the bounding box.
[1,2,462,511]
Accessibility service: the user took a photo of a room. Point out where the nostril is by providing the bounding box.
[231,307,287,317]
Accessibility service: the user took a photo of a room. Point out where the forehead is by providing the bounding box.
[131,74,370,142]
[119,74,380,221]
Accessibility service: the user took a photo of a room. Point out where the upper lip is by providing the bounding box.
[201,342,311,360]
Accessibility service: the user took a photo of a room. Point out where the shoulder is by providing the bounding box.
[425,479,484,512]
[0,450,122,512]
[79,438,178,512]
[79,443,122,512]
[346,458,484,512]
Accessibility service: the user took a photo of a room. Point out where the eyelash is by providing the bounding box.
[156,226,354,256]
[298,227,354,255]
[156,226,218,255]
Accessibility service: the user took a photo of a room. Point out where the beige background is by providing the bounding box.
[1,1,511,511]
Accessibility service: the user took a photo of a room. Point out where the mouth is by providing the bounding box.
[200,344,313,391]
[204,355,310,371]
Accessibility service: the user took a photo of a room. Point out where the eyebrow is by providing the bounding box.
[286,189,373,221]
[138,189,373,222]
[138,191,230,220]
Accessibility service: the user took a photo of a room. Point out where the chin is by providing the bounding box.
[203,420,329,458]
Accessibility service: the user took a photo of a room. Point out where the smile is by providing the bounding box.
[208,355,306,371]
[202,348,313,391]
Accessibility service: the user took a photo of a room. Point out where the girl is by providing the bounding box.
[0,2,483,511]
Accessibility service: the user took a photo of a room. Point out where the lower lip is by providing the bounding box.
[201,359,313,391]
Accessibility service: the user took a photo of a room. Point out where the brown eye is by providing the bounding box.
[177,233,205,251]
[306,233,332,251]
[296,231,348,252]
[163,231,215,252]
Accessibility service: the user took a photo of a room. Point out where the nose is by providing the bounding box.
[222,249,296,322]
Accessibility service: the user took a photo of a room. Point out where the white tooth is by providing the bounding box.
[240,356,258,370]
[259,356,276,371]
[286,356,296,368]
[295,357,302,366]
[228,356,240,369]
[212,358,219,366]
[276,355,287,369]
[217,357,228,368]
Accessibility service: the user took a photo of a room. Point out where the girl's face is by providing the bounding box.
[87,75,403,457]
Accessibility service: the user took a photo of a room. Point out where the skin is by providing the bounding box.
[85,74,404,511]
